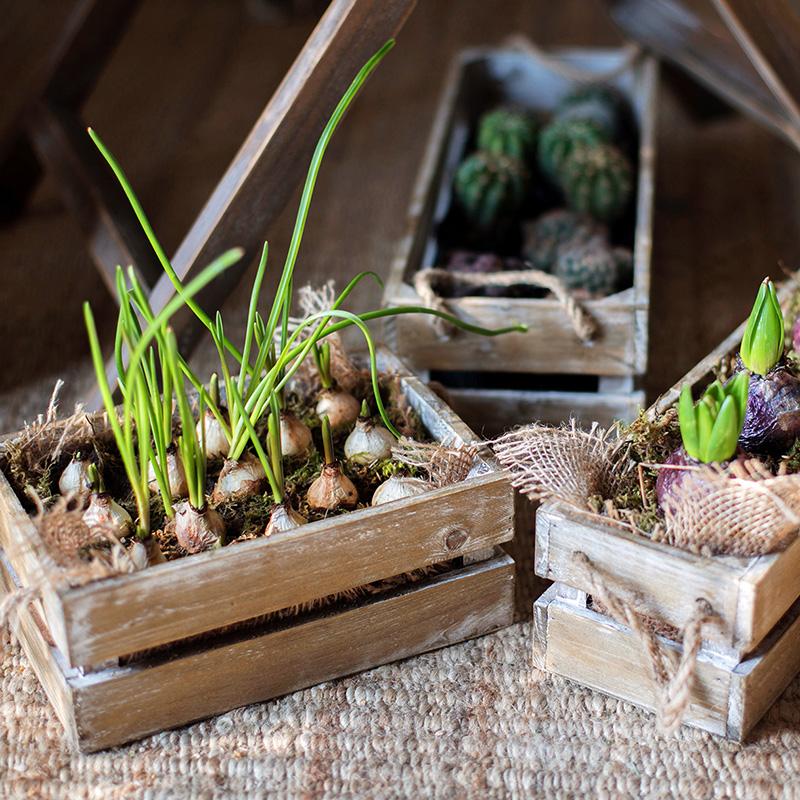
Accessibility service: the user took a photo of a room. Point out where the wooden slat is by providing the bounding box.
[70,554,513,752]
[388,287,640,376]
[539,587,732,737]
[444,387,645,437]
[536,502,753,655]
[535,583,800,741]
[144,0,417,355]
[0,555,78,745]
[730,593,800,739]
[383,47,657,379]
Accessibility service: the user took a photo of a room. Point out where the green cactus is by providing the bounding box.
[554,239,619,296]
[453,150,529,232]
[555,85,622,140]
[476,108,538,162]
[537,119,608,181]
[522,209,606,272]
[560,143,633,222]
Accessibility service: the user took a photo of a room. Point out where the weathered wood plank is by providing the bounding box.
[607,0,800,151]
[535,582,800,741]
[444,386,644,437]
[62,469,512,667]
[70,553,514,752]
[535,502,753,655]
[0,554,78,745]
[383,47,657,379]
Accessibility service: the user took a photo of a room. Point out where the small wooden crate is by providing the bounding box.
[533,584,800,741]
[383,45,658,432]
[535,282,800,661]
[0,351,516,752]
[532,281,800,738]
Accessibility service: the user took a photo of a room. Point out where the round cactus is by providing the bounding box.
[453,151,529,232]
[555,85,623,140]
[537,119,608,181]
[522,209,607,271]
[476,108,538,162]
[560,143,633,222]
[554,239,619,296]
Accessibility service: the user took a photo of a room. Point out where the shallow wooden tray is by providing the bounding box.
[533,583,800,741]
[383,45,658,384]
[0,351,514,670]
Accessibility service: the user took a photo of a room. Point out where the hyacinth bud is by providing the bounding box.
[740,278,784,376]
[678,372,749,463]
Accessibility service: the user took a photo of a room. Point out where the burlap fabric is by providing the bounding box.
[4,622,800,798]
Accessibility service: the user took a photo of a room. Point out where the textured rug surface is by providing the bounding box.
[2,620,800,799]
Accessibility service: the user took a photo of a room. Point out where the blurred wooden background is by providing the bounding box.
[1,0,798,431]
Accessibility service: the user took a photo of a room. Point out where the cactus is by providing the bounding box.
[453,150,529,232]
[553,239,619,296]
[522,209,606,271]
[537,119,608,181]
[555,85,623,140]
[476,108,538,162]
[560,143,633,222]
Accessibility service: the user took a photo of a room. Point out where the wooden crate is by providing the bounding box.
[383,45,658,430]
[533,583,800,741]
[0,351,516,751]
[535,279,800,660]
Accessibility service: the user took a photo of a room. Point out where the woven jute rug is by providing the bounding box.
[2,620,800,799]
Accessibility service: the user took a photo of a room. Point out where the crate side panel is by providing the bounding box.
[444,387,644,437]
[536,503,750,652]
[70,555,515,752]
[544,596,731,737]
[63,471,514,668]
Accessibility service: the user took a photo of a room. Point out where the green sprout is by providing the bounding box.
[84,250,242,539]
[678,372,750,463]
[741,277,784,376]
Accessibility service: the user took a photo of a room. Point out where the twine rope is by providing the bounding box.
[572,551,718,733]
[503,35,643,84]
[413,267,598,342]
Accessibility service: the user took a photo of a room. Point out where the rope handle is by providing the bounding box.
[413,267,598,343]
[502,34,644,85]
[572,550,719,733]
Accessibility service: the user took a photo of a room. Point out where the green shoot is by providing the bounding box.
[84,250,242,538]
[741,278,784,376]
[678,372,750,463]
[163,328,207,511]
[320,415,335,466]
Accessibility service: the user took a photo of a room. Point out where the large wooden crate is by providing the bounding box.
[0,351,516,751]
[533,583,800,741]
[383,45,658,432]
